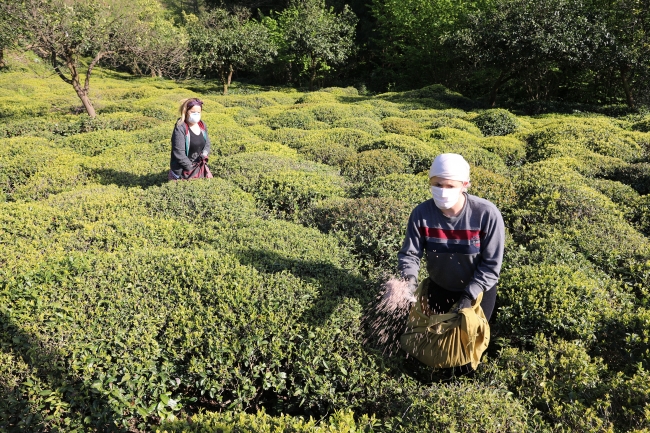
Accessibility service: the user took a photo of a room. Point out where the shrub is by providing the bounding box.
[512,160,650,278]
[469,166,517,211]
[438,141,509,176]
[480,136,527,166]
[426,117,483,136]
[267,110,326,130]
[498,264,621,342]
[333,117,384,136]
[395,383,531,432]
[360,134,440,173]
[487,336,612,432]
[218,141,299,158]
[362,99,403,118]
[212,151,335,192]
[604,163,650,195]
[255,170,346,220]
[472,109,520,136]
[321,86,359,96]
[341,149,408,182]
[60,129,134,156]
[219,94,278,109]
[298,142,355,167]
[405,108,467,122]
[303,196,412,274]
[524,118,644,163]
[631,115,650,133]
[157,409,379,433]
[358,173,430,206]
[309,103,351,123]
[140,178,259,223]
[380,117,422,136]
[294,91,338,104]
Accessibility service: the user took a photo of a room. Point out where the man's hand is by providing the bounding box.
[405,275,418,303]
[454,292,474,312]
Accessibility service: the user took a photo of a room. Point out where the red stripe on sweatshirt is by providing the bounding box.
[418,227,482,240]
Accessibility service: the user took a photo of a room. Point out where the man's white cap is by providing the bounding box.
[429,153,470,182]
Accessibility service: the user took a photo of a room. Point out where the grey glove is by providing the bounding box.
[405,275,418,303]
[454,292,474,312]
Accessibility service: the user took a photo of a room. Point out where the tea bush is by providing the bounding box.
[524,118,645,163]
[487,336,612,432]
[426,116,483,136]
[360,134,440,173]
[267,110,327,130]
[298,142,355,167]
[294,91,338,104]
[480,136,527,166]
[255,170,347,220]
[469,166,517,211]
[157,409,380,433]
[472,108,520,136]
[358,173,430,206]
[60,129,134,156]
[497,264,622,342]
[341,149,408,183]
[333,117,384,136]
[303,196,412,274]
[309,103,351,123]
[380,117,422,136]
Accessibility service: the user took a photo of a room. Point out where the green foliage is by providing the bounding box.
[267,109,326,130]
[270,0,358,89]
[498,264,621,341]
[380,117,422,136]
[480,136,527,166]
[524,117,645,163]
[303,197,412,274]
[472,109,520,136]
[255,170,346,220]
[157,409,380,433]
[341,149,408,182]
[3,62,650,433]
[470,166,517,210]
[359,173,430,206]
[186,9,275,94]
[488,335,611,431]
[298,142,355,166]
[360,134,439,173]
[427,116,483,136]
[333,117,384,136]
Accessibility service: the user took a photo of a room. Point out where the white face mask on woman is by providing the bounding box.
[188,112,201,124]
[430,186,463,210]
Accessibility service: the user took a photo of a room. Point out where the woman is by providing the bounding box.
[169,98,212,180]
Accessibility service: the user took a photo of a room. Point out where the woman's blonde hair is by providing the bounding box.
[178,98,203,124]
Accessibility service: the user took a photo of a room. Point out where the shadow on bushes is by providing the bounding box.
[0,311,124,432]
[90,168,169,189]
[233,248,372,326]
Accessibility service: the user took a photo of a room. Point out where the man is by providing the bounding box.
[398,153,505,322]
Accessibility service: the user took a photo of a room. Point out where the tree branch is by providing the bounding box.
[84,51,113,93]
[51,50,73,85]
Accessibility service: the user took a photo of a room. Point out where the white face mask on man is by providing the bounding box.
[430,186,463,210]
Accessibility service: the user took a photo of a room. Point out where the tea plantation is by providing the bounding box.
[1,53,650,432]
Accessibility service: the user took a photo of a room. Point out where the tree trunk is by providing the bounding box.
[221,68,228,95]
[621,65,635,108]
[310,59,316,91]
[0,48,5,68]
[72,80,96,118]
[489,71,511,107]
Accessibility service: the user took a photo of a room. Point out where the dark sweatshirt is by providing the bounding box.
[397,193,505,299]
[170,120,211,175]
